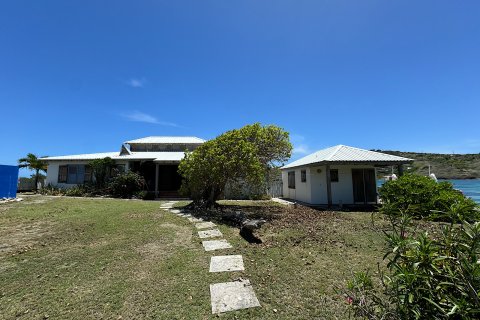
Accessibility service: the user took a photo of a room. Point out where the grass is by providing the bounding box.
[1,196,391,319]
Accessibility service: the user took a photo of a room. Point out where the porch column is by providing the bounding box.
[326,164,332,207]
[155,163,159,198]
[397,164,404,176]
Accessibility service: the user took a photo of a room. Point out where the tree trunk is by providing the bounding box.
[34,169,39,193]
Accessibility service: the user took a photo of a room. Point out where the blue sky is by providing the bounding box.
[1,1,479,176]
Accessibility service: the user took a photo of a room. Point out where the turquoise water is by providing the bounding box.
[377,179,480,204]
[444,179,480,204]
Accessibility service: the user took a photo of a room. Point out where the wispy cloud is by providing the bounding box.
[121,110,179,127]
[290,134,312,155]
[293,144,311,155]
[126,78,146,88]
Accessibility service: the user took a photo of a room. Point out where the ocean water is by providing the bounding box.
[377,179,480,204]
[444,179,480,204]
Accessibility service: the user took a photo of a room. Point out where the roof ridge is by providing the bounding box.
[324,145,344,161]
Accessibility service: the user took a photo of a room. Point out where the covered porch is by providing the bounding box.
[128,160,183,198]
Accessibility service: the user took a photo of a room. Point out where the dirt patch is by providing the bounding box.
[0,221,54,258]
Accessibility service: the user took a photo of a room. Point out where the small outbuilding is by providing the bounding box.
[0,165,19,198]
[280,145,413,206]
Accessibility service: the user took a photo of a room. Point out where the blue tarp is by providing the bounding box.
[0,165,19,198]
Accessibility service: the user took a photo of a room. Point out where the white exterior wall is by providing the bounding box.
[282,164,377,205]
[282,167,312,203]
[45,160,129,188]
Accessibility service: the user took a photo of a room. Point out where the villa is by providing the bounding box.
[280,145,413,206]
[41,136,205,198]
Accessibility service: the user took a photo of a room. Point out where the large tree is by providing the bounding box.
[178,123,292,207]
[18,153,47,193]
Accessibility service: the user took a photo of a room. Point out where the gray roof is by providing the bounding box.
[40,152,119,161]
[124,136,205,144]
[281,145,413,169]
[41,151,186,162]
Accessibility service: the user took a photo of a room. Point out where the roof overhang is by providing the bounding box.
[281,159,414,170]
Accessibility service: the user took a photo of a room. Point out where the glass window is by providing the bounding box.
[58,165,68,183]
[288,171,296,189]
[330,169,339,182]
[301,170,306,182]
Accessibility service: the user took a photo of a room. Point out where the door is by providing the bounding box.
[352,169,377,204]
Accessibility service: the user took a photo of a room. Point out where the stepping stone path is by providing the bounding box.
[195,221,216,229]
[210,279,260,314]
[198,229,222,239]
[188,216,204,223]
[202,239,233,251]
[163,201,260,315]
[209,255,244,272]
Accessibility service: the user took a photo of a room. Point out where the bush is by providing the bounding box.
[108,171,146,198]
[39,184,66,196]
[378,174,479,221]
[344,210,480,319]
[64,185,90,197]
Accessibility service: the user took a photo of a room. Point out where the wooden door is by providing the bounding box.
[352,169,377,204]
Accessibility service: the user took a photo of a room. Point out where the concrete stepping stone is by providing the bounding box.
[198,229,223,239]
[210,279,260,314]
[169,209,181,214]
[202,239,232,251]
[209,255,244,272]
[195,222,216,229]
[188,216,204,223]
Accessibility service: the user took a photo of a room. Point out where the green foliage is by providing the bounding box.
[40,183,66,196]
[64,185,91,197]
[18,153,47,192]
[108,171,146,198]
[378,174,479,221]
[345,209,480,319]
[88,157,116,189]
[178,123,292,207]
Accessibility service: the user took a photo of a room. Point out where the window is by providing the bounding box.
[65,165,86,184]
[288,171,296,189]
[58,165,68,183]
[330,169,339,182]
[301,170,306,182]
[84,165,92,183]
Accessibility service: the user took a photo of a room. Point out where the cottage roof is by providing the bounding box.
[281,145,413,169]
[124,136,205,144]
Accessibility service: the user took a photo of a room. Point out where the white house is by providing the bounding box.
[280,145,413,206]
[41,136,205,198]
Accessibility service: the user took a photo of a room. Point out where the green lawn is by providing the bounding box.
[0,196,388,319]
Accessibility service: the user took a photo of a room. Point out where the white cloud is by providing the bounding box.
[121,111,179,127]
[293,144,311,155]
[290,133,312,155]
[126,78,146,88]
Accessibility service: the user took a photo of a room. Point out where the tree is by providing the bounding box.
[178,123,292,208]
[88,157,116,189]
[18,153,47,193]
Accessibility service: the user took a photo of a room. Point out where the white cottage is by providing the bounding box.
[280,145,413,206]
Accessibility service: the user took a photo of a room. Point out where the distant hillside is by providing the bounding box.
[376,150,480,179]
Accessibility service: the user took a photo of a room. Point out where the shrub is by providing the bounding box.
[378,174,479,221]
[64,185,90,197]
[344,209,480,319]
[39,184,66,196]
[108,171,146,198]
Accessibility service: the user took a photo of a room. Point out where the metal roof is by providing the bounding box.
[124,136,206,144]
[40,152,119,161]
[281,145,413,169]
[41,151,186,162]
